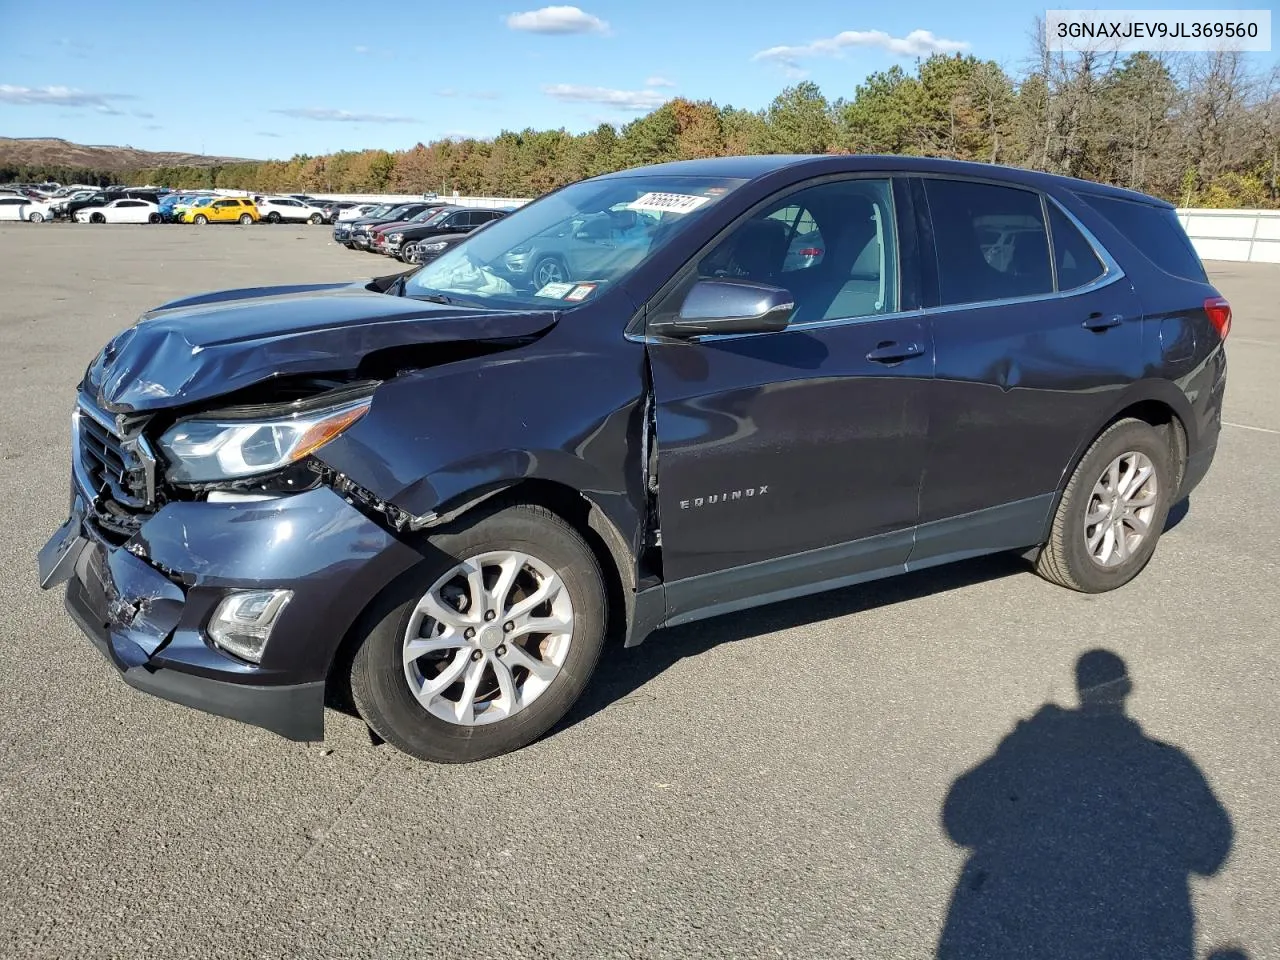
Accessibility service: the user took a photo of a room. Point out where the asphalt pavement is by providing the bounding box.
[0,223,1276,959]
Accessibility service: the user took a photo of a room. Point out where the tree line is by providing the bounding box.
[6,45,1278,208]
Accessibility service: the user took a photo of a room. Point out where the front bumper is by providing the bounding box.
[39,483,425,741]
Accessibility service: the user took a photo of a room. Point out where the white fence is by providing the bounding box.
[310,193,531,210]
[1176,208,1280,264]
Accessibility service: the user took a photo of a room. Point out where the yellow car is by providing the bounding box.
[180,196,259,225]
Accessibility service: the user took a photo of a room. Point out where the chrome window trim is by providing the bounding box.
[628,187,1126,344]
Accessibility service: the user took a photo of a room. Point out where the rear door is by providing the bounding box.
[912,176,1144,560]
[648,176,932,604]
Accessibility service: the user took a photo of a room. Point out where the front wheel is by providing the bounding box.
[309,213,323,224]
[28,211,45,223]
[1035,418,1174,592]
[350,502,607,763]
[238,213,253,225]
[193,214,208,225]
[90,213,106,224]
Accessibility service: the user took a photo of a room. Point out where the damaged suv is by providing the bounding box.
[39,156,1227,763]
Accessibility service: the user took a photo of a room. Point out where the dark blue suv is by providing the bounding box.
[38,156,1228,762]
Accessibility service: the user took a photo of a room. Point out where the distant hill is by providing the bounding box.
[0,137,260,172]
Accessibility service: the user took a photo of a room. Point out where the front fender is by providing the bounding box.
[313,335,650,554]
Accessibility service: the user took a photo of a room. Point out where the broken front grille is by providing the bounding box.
[75,394,156,537]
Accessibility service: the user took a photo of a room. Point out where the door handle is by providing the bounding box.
[866,341,925,363]
[1083,312,1123,331]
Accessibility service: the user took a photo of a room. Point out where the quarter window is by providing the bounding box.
[697,178,898,323]
[1048,204,1106,290]
[925,179,1053,306]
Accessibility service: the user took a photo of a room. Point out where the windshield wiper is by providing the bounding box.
[411,291,488,308]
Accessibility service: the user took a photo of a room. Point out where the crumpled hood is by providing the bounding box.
[86,281,558,413]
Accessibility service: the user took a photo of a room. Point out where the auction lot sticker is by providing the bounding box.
[629,193,711,214]
[535,282,575,299]
[565,283,598,302]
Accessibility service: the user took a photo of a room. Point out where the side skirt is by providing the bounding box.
[625,494,1054,647]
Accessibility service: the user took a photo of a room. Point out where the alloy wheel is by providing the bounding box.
[402,551,574,726]
[533,258,566,287]
[1083,451,1159,567]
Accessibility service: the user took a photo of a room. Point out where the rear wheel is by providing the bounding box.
[238,213,253,225]
[1035,418,1174,592]
[266,211,281,224]
[193,214,208,225]
[27,211,45,223]
[147,213,161,224]
[350,502,607,763]
[90,212,106,224]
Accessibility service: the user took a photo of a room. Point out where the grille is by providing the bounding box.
[77,399,148,510]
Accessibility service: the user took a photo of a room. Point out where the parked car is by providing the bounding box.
[494,204,660,290]
[39,155,1227,765]
[0,195,56,221]
[74,198,162,224]
[376,206,507,260]
[256,196,327,224]
[313,200,354,224]
[349,203,435,250]
[335,203,380,223]
[402,225,490,265]
[178,196,259,225]
[365,203,454,256]
[332,204,394,246]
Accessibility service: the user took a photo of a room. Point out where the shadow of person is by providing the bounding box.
[938,649,1233,959]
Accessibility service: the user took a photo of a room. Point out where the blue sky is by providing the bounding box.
[1,0,1274,159]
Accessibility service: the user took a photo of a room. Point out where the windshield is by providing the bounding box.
[404,175,746,308]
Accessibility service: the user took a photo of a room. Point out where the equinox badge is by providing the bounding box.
[679,486,769,509]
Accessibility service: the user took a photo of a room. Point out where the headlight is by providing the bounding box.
[388,233,403,241]
[158,395,371,483]
[422,241,448,252]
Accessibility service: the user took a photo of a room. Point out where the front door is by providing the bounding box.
[647,177,933,616]
[912,177,1146,559]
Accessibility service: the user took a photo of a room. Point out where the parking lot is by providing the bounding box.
[1,223,1276,959]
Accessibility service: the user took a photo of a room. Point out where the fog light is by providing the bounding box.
[207,589,292,663]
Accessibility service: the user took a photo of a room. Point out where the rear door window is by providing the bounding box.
[1080,194,1206,282]
[1048,204,1106,290]
[925,179,1054,306]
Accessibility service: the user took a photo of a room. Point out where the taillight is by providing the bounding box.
[799,248,823,257]
[1204,296,1231,339]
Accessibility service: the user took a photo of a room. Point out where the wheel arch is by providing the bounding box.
[323,477,637,712]
[1047,384,1192,535]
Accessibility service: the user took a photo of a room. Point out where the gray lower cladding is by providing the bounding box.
[636,493,1056,639]
[65,575,326,742]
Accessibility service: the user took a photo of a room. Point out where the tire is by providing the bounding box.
[532,256,569,289]
[193,214,208,225]
[350,502,607,763]
[28,211,45,223]
[266,211,281,224]
[401,243,419,264]
[239,213,253,225]
[1035,418,1174,593]
[90,213,105,224]
[147,213,161,224]
[309,213,322,224]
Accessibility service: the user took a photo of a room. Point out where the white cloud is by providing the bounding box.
[542,84,669,111]
[506,6,609,35]
[753,29,969,71]
[645,76,676,88]
[0,84,136,108]
[272,107,418,123]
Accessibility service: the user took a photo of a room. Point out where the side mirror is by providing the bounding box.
[650,279,795,339]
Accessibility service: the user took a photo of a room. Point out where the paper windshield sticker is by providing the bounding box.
[535,282,575,299]
[627,192,712,215]
[565,283,598,302]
